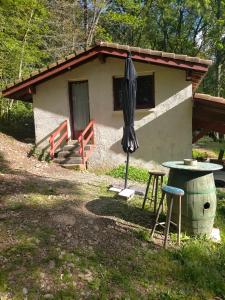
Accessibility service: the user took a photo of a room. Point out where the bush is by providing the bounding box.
[0,99,34,141]
[192,149,208,161]
[28,146,51,162]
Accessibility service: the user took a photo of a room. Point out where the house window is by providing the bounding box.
[113,74,155,111]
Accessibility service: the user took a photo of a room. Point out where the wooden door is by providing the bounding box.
[69,81,90,139]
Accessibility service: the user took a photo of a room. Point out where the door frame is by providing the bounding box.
[68,80,90,140]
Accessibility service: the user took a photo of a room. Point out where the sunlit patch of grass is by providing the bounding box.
[195,136,225,157]
[0,272,8,293]
[25,181,57,195]
[134,228,151,242]
[215,189,225,240]
[107,164,168,185]
[107,164,149,183]
[217,188,225,201]
[6,201,25,211]
[171,240,225,297]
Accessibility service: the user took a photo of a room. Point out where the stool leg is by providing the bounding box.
[177,195,182,246]
[150,176,156,208]
[153,175,159,214]
[160,175,164,213]
[164,196,173,249]
[150,191,165,238]
[142,174,152,210]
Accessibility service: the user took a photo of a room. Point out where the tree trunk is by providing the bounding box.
[18,8,35,80]
[215,0,224,141]
[83,0,88,47]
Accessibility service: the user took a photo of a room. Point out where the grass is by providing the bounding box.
[0,172,225,299]
[107,164,150,183]
[194,136,225,157]
[192,149,208,160]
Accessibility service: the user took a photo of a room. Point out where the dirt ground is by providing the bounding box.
[0,133,158,299]
[1,133,225,299]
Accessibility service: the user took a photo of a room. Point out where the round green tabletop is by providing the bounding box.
[162,161,223,172]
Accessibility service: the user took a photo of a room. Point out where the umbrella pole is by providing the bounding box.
[124,151,130,189]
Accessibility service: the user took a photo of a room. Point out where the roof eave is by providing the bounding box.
[1,45,211,101]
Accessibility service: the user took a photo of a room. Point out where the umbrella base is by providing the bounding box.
[118,188,135,200]
[108,185,145,196]
[108,186,123,193]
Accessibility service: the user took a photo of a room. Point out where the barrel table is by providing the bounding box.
[162,161,223,236]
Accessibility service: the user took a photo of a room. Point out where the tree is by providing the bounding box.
[0,0,49,118]
[45,0,110,61]
[201,0,225,97]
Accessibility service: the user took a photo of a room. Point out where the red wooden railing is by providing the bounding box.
[49,120,68,159]
[77,120,95,164]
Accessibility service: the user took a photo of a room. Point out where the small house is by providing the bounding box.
[2,42,216,169]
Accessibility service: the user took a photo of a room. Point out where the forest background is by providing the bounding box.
[0,0,224,139]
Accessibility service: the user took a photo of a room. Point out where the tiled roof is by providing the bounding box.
[194,93,225,106]
[2,49,86,90]
[97,41,212,66]
[1,41,213,101]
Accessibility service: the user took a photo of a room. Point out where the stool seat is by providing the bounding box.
[149,170,166,176]
[162,185,184,196]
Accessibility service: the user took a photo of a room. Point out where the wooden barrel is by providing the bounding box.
[168,169,217,236]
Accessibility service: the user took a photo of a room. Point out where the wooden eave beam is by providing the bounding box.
[2,48,101,99]
[100,48,209,72]
[2,46,209,101]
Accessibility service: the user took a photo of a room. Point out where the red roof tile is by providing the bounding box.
[1,42,212,101]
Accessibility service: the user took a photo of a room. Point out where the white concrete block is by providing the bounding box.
[108,186,122,193]
[211,228,221,243]
[118,188,135,200]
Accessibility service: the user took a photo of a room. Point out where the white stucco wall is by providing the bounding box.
[33,57,192,168]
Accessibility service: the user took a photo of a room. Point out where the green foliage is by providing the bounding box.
[0,100,34,140]
[28,145,51,162]
[99,0,225,97]
[0,0,49,139]
[195,136,225,156]
[171,239,225,296]
[192,149,208,160]
[107,164,149,183]
[0,0,50,85]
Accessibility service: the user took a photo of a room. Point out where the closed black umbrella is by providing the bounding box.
[121,52,139,189]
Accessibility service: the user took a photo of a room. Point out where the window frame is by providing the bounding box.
[113,73,155,111]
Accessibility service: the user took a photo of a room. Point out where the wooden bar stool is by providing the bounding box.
[142,170,166,213]
[150,185,184,249]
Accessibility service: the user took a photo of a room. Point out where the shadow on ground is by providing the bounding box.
[0,149,158,298]
[86,196,156,228]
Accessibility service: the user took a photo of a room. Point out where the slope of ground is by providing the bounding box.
[0,132,225,299]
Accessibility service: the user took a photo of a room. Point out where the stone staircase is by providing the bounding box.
[54,140,94,170]
[49,120,95,170]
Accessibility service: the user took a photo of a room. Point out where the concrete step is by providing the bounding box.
[63,144,79,151]
[68,139,78,145]
[54,157,83,164]
[57,150,87,158]
[63,143,92,152]
[61,163,86,170]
